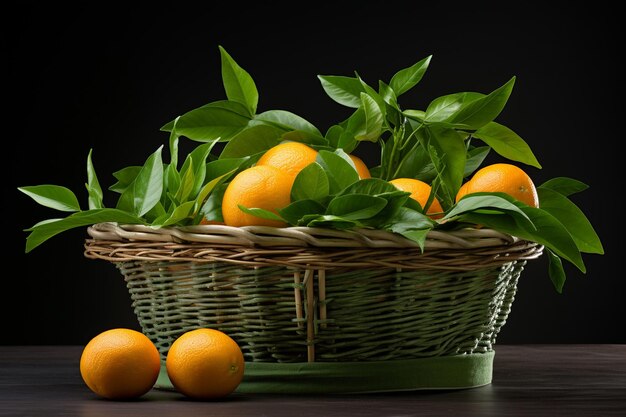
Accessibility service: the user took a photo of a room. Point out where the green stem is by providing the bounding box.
[388,121,424,180]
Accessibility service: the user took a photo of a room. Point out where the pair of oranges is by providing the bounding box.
[390,161,539,217]
[220,142,371,227]
[216,142,538,226]
[80,328,244,400]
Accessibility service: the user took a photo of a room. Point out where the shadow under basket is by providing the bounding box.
[84,223,542,394]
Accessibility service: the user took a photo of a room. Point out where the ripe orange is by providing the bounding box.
[349,154,371,179]
[221,165,292,227]
[389,178,443,218]
[166,329,245,399]
[455,163,539,207]
[80,329,161,400]
[256,142,318,178]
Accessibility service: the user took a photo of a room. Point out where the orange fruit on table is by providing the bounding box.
[222,165,292,227]
[389,178,443,218]
[455,163,539,208]
[80,328,161,400]
[256,142,318,177]
[166,328,245,399]
[349,154,371,179]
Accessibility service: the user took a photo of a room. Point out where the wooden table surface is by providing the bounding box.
[1,345,624,417]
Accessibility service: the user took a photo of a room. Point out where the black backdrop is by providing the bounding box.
[4,5,623,344]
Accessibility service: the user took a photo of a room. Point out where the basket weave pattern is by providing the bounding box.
[85,223,542,363]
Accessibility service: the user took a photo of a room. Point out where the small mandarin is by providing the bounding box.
[221,165,292,227]
[348,154,371,179]
[455,163,539,207]
[256,142,318,178]
[80,329,161,400]
[166,329,245,399]
[389,178,443,218]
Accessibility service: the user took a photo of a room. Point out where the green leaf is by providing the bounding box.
[143,201,166,223]
[175,159,195,203]
[27,218,64,229]
[449,77,516,129]
[461,207,585,272]
[463,146,491,178]
[18,185,81,212]
[168,116,181,168]
[378,80,398,107]
[193,170,234,216]
[425,125,466,207]
[238,205,285,222]
[254,110,321,137]
[387,206,434,234]
[384,207,435,250]
[86,149,103,210]
[424,92,484,123]
[304,214,360,229]
[337,178,398,196]
[291,162,330,201]
[537,188,603,254]
[325,125,344,149]
[355,93,383,142]
[203,100,254,118]
[327,194,387,220]
[473,122,541,168]
[220,125,281,159]
[199,183,226,223]
[403,109,426,121]
[337,179,408,226]
[205,157,248,182]
[316,150,359,194]
[379,81,402,126]
[317,75,364,108]
[539,177,589,197]
[394,142,434,181]
[219,46,258,115]
[155,201,195,227]
[279,199,326,225]
[109,166,141,193]
[174,106,249,142]
[281,130,328,146]
[444,194,531,222]
[127,146,164,217]
[25,209,144,252]
[160,101,252,132]
[521,208,585,272]
[355,75,387,116]
[179,142,216,197]
[164,164,181,202]
[547,249,566,293]
[389,55,432,96]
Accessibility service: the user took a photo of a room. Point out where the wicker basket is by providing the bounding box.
[84,222,542,393]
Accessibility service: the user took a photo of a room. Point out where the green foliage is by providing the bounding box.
[19,47,603,293]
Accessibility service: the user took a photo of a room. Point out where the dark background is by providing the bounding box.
[3,5,623,344]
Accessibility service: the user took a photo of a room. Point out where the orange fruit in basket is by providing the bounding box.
[166,328,245,399]
[222,165,292,227]
[349,154,371,179]
[80,328,161,399]
[456,163,539,208]
[256,142,318,177]
[389,178,443,218]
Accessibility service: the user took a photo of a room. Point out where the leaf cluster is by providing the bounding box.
[19,47,603,292]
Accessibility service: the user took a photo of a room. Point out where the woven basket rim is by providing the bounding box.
[86,222,520,250]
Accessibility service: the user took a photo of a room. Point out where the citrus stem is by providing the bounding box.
[386,120,424,180]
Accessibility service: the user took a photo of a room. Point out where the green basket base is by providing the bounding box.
[155,351,494,394]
